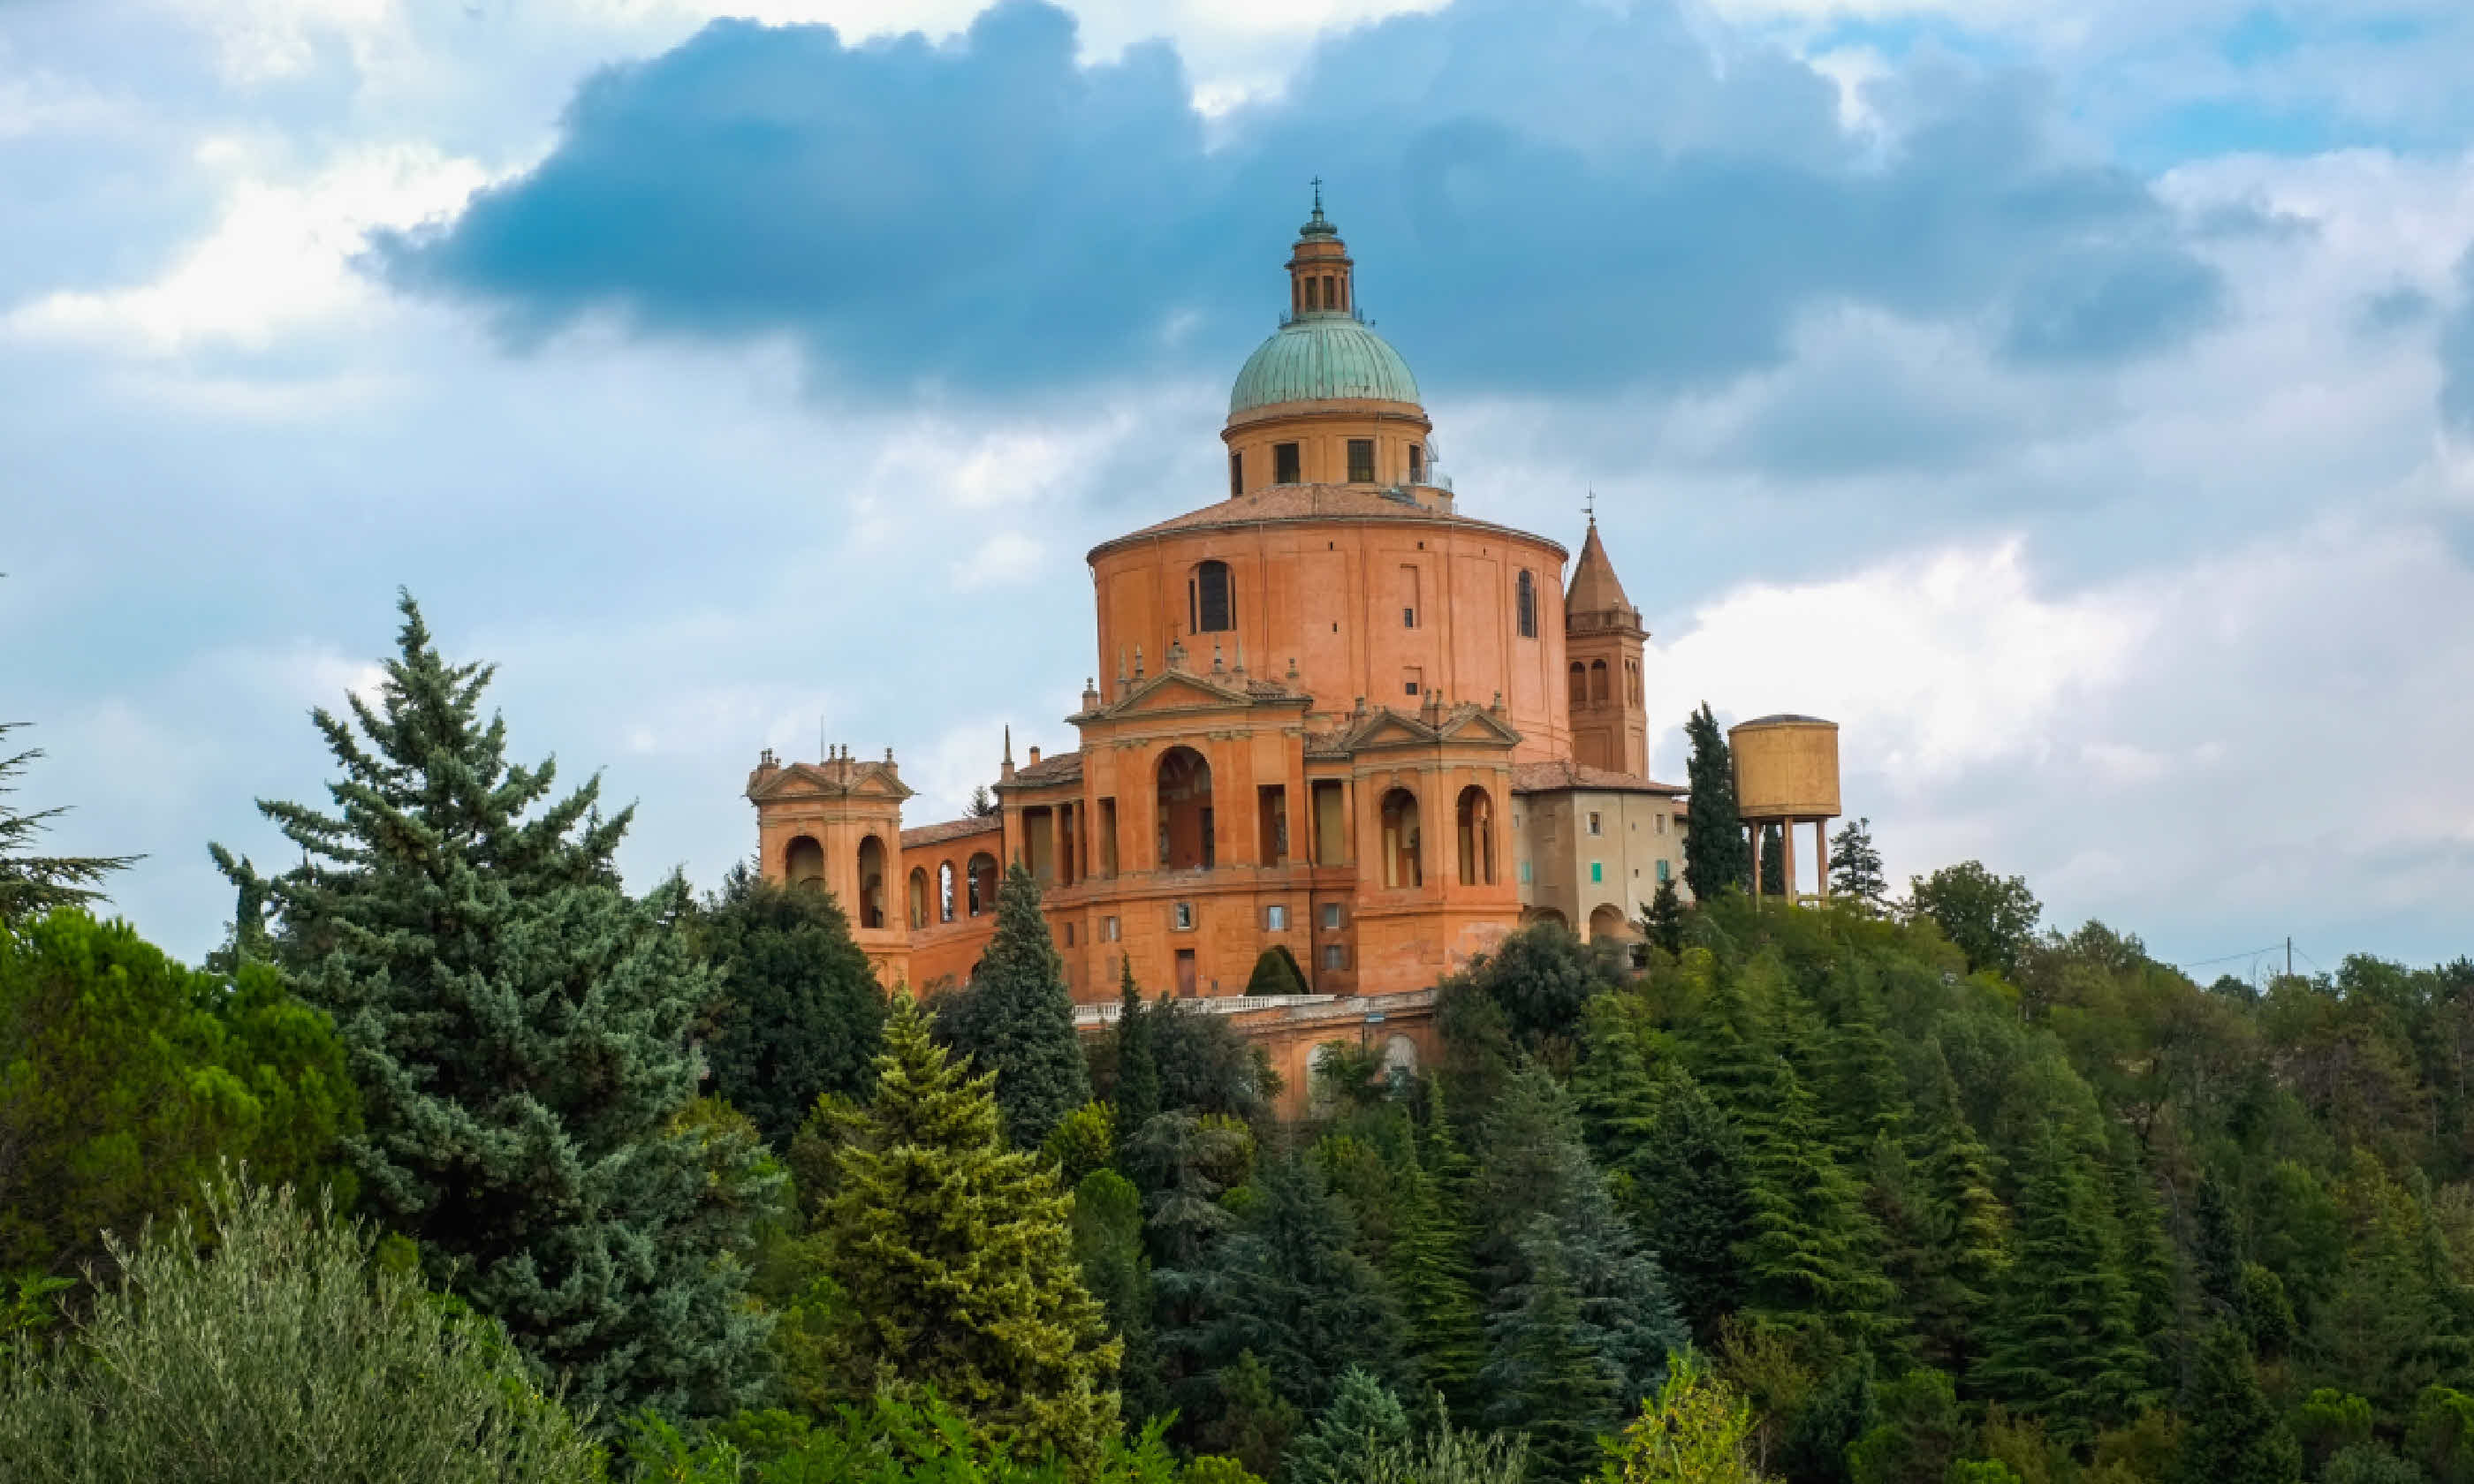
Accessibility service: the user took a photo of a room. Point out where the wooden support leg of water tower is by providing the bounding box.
[1814,820,1830,899]
[1781,820,1798,904]
[1749,825,1762,902]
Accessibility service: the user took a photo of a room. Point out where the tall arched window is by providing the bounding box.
[1590,659,1609,706]
[1567,662,1587,708]
[1380,788,1422,889]
[1156,746,1215,870]
[937,860,956,923]
[856,836,887,930]
[907,867,929,930]
[1456,785,1495,885]
[1515,571,1537,639]
[966,852,997,916]
[785,836,823,890]
[1190,560,1234,634]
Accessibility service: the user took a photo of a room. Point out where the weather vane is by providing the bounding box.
[1583,488,1597,523]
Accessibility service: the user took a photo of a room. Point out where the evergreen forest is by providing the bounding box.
[8,597,2474,1484]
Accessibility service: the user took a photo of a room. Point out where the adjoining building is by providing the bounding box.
[745,196,1827,1109]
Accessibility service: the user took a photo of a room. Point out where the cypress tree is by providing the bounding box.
[695,861,886,1148]
[1286,1365,1414,1484]
[1481,1232,1618,1483]
[943,863,1090,1148]
[1759,824,1787,898]
[1683,703,1750,901]
[229,594,775,1419]
[1114,957,1161,1171]
[2174,1322,2301,1484]
[1972,1129,2150,1442]
[818,996,1121,1463]
[1202,1154,1406,1420]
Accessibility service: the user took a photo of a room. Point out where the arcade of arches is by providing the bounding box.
[745,196,1758,1109]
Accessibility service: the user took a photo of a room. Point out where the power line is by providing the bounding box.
[2175,944,2282,971]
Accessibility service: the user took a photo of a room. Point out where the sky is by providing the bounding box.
[6,0,2474,977]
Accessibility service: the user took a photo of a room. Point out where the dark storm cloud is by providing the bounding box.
[376,0,2221,396]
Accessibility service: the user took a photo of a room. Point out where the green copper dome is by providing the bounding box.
[1228,315,1421,416]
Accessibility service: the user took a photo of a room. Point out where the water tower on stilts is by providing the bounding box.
[1729,715,1841,904]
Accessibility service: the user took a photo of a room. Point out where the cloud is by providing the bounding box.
[374,0,2222,398]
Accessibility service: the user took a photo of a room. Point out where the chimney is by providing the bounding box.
[1028,746,1042,766]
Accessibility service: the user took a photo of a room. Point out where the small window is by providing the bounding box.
[1656,814,1666,835]
[1191,559,1234,633]
[1516,570,1537,639]
[1173,901,1195,930]
[1519,859,1533,884]
[1408,443,1424,482]
[1321,902,1343,930]
[1229,451,1242,497]
[1266,905,1287,931]
[1104,915,1120,941]
[1065,923,1075,946]
[1587,811,1603,837]
[1591,861,1605,883]
[1567,662,1587,707]
[1656,859,1671,883]
[1322,943,1347,971]
[1403,607,1417,629]
[1403,666,1423,697]
[1347,438,1376,483]
[1273,443,1301,484]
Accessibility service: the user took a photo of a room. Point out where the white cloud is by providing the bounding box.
[4,141,493,353]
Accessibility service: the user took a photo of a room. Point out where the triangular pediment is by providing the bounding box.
[747,760,915,803]
[1100,669,1259,717]
[1434,705,1523,746]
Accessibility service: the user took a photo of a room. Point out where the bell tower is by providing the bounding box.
[1565,511,1649,776]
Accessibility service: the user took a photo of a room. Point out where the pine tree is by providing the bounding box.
[1643,877,1685,953]
[1895,1045,2006,1375]
[1385,1154,1486,1420]
[1114,957,1161,1172]
[0,723,138,927]
[942,863,1091,1148]
[695,860,887,1148]
[1689,975,1893,1352]
[1073,1166,1165,1426]
[1481,1233,1619,1483]
[1972,1130,2151,1442]
[1826,818,1888,916]
[1625,1067,1756,1341]
[1759,824,1787,898]
[229,594,776,1420]
[1286,1365,1414,1484]
[819,996,1121,1463]
[2194,1173,2244,1319]
[2173,1323,2301,1484]
[1201,1154,1405,1420]
[1683,703,1750,901]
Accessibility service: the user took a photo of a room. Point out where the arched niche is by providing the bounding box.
[1455,784,1495,886]
[1379,787,1422,889]
[1156,746,1215,870]
[785,835,824,890]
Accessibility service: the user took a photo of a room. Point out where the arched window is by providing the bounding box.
[937,861,956,923]
[907,867,929,930]
[1590,659,1609,706]
[1190,560,1233,634]
[855,836,887,930]
[1515,571,1537,639]
[1456,785,1495,885]
[785,836,823,890]
[967,852,998,916]
[1156,746,1215,870]
[1628,659,1642,705]
[1380,788,1422,889]
[1590,905,1628,943]
[1567,662,1587,708]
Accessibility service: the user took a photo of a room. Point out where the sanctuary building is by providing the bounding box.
[744,198,1781,1097]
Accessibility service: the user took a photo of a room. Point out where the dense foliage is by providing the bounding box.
[934,863,1091,1149]
[694,860,887,1147]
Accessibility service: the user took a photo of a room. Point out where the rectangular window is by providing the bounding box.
[1173,901,1194,930]
[1655,814,1666,836]
[1519,859,1533,884]
[1347,438,1375,483]
[1266,905,1287,931]
[1322,943,1347,971]
[1408,443,1424,482]
[1064,923,1074,946]
[1273,442,1301,484]
[1400,564,1420,628]
[1098,798,1119,876]
[1656,859,1670,883]
[1403,667,1423,698]
[1312,780,1347,866]
[1104,914,1120,941]
[1587,811,1603,837]
[1229,450,1242,497]
[1321,902,1343,930]
[1257,784,1288,866]
[1590,861,1605,883]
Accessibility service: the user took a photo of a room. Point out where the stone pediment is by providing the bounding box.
[747,758,915,804]
[1081,666,1302,723]
[1331,701,1522,755]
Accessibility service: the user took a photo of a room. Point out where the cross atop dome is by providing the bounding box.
[1302,176,1336,238]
